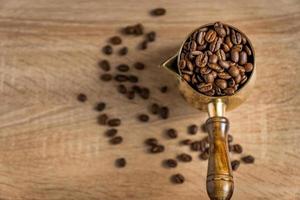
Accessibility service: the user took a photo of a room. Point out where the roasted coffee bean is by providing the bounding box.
[216,49,226,60]
[241,155,255,164]
[244,45,252,56]
[132,85,141,93]
[118,47,128,56]
[225,36,233,48]
[188,124,198,135]
[244,63,254,72]
[166,128,177,139]
[134,62,145,70]
[182,70,193,76]
[110,36,122,45]
[191,51,202,56]
[208,63,223,72]
[214,22,226,37]
[238,65,246,75]
[130,23,144,35]
[197,43,207,51]
[126,90,135,99]
[218,72,231,79]
[102,45,113,55]
[218,60,230,69]
[222,43,230,52]
[209,54,218,63]
[160,106,169,119]
[145,138,158,146]
[235,74,242,84]
[140,87,150,99]
[205,29,217,43]
[123,25,135,35]
[227,78,235,88]
[117,84,127,94]
[150,144,165,153]
[232,144,243,153]
[239,51,247,65]
[183,74,191,82]
[140,40,148,50]
[138,114,149,122]
[195,53,208,67]
[199,151,209,160]
[77,93,87,102]
[240,75,248,85]
[211,70,217,79]
[151,8,166,16]
[177,153,192,162]
[115,158,126,168]
[107,118,121,127]
[204,89,215,96]
[228,134,233,143]
[189,40,197,51]
[197,31,206,45]
[242,35,247,44]
[231,29,242,44]
[146,31,156,42]
[164,159,177,168]
[160,86,168,93]
[110,136,123,145]
[186,60,194,71]
[181,139,192,145]
[179,59,186,69]
[199,67,211,75]
[101,74,113,81]
[209,37,222,52]
[228,66,240,77]
[98,114,108,125]
[190,141,203,151]
[224,87,235,95]
[99,60,110,71]
[215,79,227,89]
[231,49,239,63]
[105,128,118,137]
[233,44,243,52]
[171,174,185,184]
[224,25,230,35]
[117,64,130,72]
[203,73,214,83]
[231,160,240,171]
[201,123,207,132]
[95,102,106,111]
[150,103,160,114]
[115,74,128,82]
[198,83,213,93]
[128,75,138,83]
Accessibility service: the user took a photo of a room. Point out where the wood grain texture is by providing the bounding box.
[0,0,299,199]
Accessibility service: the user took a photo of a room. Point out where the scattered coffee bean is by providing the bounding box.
[99,60,110,71]
[123,23,144,36]
[160,86,168,93]
[101,73,113,81]
[138,114,149,122]
[181,139,192,145]
[166,128,177,139]
[159,106,169,119]
[140,40,148,50]
[145,138,158,146]
[95,102,106,111]
[115,158,126,168]
[110,36,122,45]
[146,31,156,42]
[105,128,118,137]
[139,88,150,99]
[177,153,192,162]
[171,174,185,184]
[115,74,128,82]
[98,114,108,125]
[150,103,160,114]
[232,144,243,154]
[199,151,209,160]
[110,136,123,145]
[150,144,165,153]
[128,75,138,83]
[227,134,233,143]
[102,45,113,55]
[127,90,135,100]
[241,155,255,164]
[107,118,121,127]
[77,93,87,102]
[188,124,198,135]
[118,47,128,56]
[231,160,240,171]
[117,64,130,72]
[117,84,127,94]
[134,62,145,70]
[151,8,166,16]
[164,159,177,168]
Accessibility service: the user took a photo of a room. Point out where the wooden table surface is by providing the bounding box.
[0,0,299,199]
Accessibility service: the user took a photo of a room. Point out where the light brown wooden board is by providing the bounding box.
[0,0,299,199]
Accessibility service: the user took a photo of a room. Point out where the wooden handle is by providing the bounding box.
[206,117,233,200]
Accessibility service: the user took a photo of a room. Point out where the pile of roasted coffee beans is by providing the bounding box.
[77,12,255,185]
[179,22,254,96]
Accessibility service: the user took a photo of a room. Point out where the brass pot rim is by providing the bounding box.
[176,22,256,98]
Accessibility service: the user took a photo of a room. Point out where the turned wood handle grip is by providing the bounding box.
[206,117,233,200]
